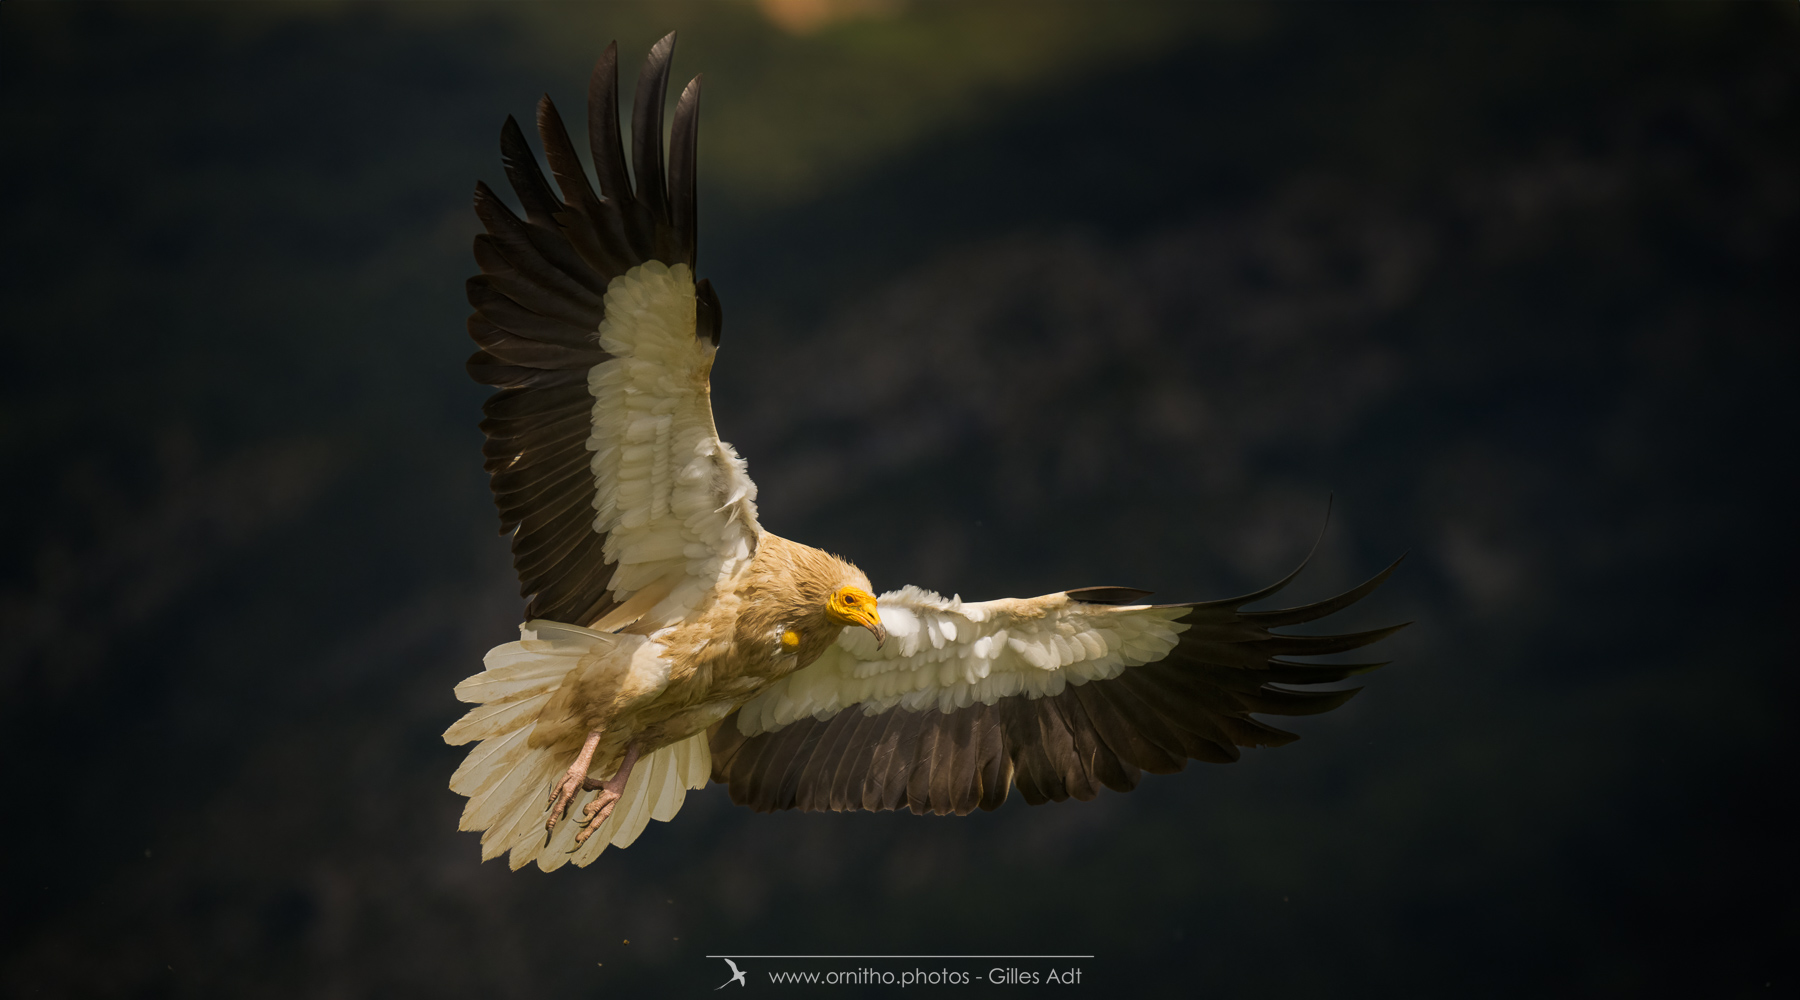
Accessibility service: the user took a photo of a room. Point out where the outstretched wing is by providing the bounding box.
[709,558,1405,815]
[467,34,755,630]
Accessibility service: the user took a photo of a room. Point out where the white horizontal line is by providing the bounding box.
[703,955,1094,959]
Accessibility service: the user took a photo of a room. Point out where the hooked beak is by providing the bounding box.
[828,587,886,649]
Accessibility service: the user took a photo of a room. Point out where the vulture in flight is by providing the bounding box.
[445,35,1404,871]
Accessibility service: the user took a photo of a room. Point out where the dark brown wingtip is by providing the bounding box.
[498,114,559,228]
[1187,496,1338,612]
[1065,586,1156,605]
[1260,622,1411,658]
[696,278,722,346]
[533,96,601,225]
[631,31,677,224]
[471,179,514,222]
[1246,553,1408,628]
[587,41,632,207]
[1241,683,1365,717]
[668,73,702,268]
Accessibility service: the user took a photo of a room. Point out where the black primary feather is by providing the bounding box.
[711,555,1408,817]
[466,34,713,625]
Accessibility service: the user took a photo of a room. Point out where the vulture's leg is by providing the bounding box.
[575,742,641,845]
[545,731,602,838]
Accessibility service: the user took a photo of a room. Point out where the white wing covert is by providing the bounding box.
[585,261,759,630]
[463,34,751,631]
[737,588,1191,734]
[712,559,1407,816]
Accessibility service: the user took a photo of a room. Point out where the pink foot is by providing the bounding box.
[574,743,641,845]
[546,731,602,840]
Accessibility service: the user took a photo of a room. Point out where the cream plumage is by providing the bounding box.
[446,35,1403,871]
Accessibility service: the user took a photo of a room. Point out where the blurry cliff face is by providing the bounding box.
[2,4,1795,998]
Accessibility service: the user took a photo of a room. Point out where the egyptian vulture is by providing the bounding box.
[445,35,1404,871]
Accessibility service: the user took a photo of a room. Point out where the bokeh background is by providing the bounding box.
[3,2,1796,996]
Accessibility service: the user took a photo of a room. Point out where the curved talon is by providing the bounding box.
[545,731,604,840]
[570,742,641,847]
[574,789,623,845]
[544,771,584,837]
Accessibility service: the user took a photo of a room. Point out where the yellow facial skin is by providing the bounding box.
[824,585,886,647]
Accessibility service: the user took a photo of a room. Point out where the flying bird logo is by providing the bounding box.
[717,958,748,989]
[443,33,1407,871]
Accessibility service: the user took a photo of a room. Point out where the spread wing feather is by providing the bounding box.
[710,558,1405,815]
[467,33,756,629]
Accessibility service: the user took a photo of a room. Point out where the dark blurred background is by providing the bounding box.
[2,2,1795,996]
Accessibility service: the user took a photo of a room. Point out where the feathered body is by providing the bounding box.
[447,527,875,870]
[530,534,871,769]
[445,35,1405,872]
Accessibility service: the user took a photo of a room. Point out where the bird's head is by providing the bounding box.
[825,585,885,648]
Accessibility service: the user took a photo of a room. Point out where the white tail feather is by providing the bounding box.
[452,655,576,704]
[461,744,553,832]
[449,726,533,797]
[446,630,713,870]
[441,691,553,746]
[648,749,684,823]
